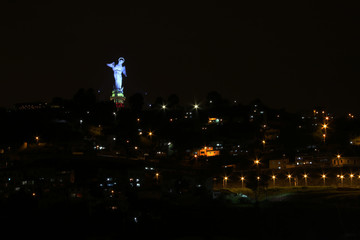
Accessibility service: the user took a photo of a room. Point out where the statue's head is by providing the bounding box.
[118,57,125,64]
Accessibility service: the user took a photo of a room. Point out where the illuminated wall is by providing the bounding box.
[197,147,220,157]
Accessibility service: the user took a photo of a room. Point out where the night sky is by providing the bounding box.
[1,1,359,115]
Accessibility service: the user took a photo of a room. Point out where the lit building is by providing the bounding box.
[332,156,360,167]
[195,146,220,157]
[269,158,289,169]
[208,117,222,124]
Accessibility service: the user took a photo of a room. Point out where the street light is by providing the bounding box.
[155,172,159,183]
[350,173,354,186]
[339,174,344,187]
[303,174,308,186]
[262,140,266,150]
[287,174,292,186]
[223,176,228,188]
[272,175,276,187]
[240,176,245,188]
[321,174,326,186]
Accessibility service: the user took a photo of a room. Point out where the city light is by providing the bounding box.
[240,176,245,188]
[339,174,344,187]
[321,174,326,185]
[287,174,292,186]
[223,176,228,188]
[350,173,354,185]
[272,175,276,187]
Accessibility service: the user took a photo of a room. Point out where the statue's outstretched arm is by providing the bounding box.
[123,66,127,77]
[107,63,114,68]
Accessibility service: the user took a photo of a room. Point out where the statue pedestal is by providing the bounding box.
[110,89,126,109]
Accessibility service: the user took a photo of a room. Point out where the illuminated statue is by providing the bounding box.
[107,57,127,92]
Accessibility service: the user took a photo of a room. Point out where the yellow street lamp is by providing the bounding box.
[287,174,292,186]
[240,176,245,188]
[155,172,159,183]
[350,173,354,186]
[321,174,326,186]
[272,175,276,187]
[339,174,344,187]
[261,139,266,151]
[303,174,308,186]
[336,154,341,165]
[223,176,228,188]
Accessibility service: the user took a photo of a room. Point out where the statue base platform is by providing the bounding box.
[110,89,126,109]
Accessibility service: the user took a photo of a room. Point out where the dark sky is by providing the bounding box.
[1,1,359,115]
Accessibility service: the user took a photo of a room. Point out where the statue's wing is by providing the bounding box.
[123,66,127,77]
[107,63,114,68]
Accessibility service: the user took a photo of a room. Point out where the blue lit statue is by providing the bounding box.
[107,57,127,92]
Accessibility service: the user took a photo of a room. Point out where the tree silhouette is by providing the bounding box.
[128,93,144,112]
[167,94,180,109]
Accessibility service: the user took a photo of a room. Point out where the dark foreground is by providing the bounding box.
[1,188,360,240]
